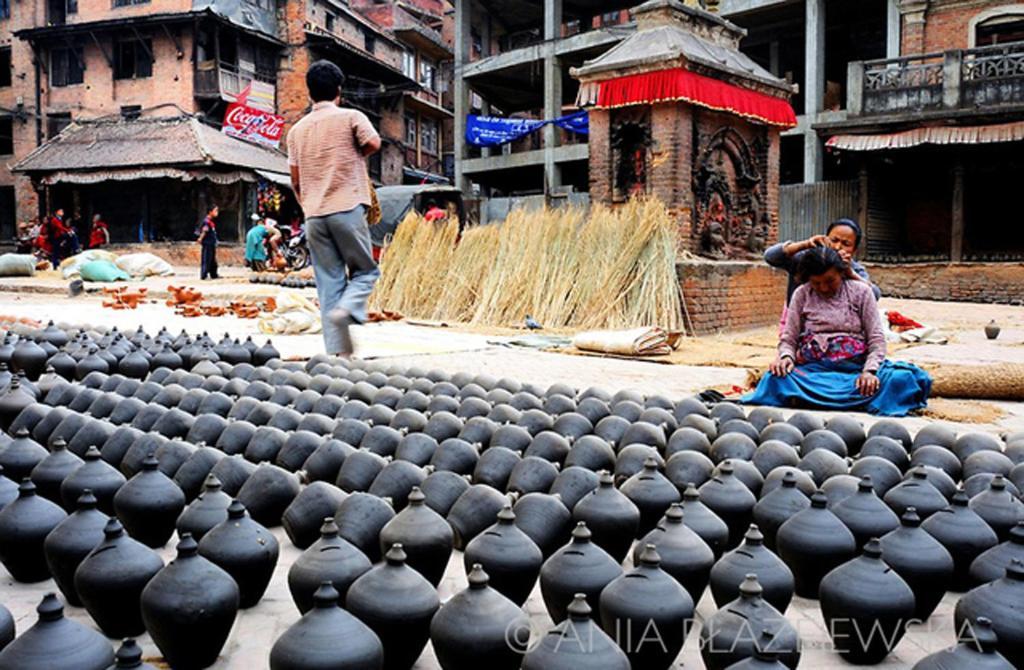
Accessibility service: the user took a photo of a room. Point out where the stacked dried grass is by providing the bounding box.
[369,198,684,331]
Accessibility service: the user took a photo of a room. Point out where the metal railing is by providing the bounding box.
[847,40,1024,116]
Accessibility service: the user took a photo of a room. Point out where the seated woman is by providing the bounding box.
[744,246,931,417]
[765,218,880,331]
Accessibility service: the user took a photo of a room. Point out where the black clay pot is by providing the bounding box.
[879,508,954,620]
[335,492,395,562]
[922,490,999,591]
[776,491,856,598]
[620,457,680,537]
[954,559,1024,668]
[0,593,114,670]
[429,564,530,670]
[302,439,356,484]
[565,435,616,472]
[0,480,67,582]
[0,603,10,653]
[912,616,1014,670]
[539,522,622,623]
[680,482,730,558]
[550,466,600,511]
[74,518,164,638]
[0,428,48,484]
[699,461,757,549]
[969,522,1024,587]
[236,462,300,527]
[752,471,810,551]
[209,454,257,496]
[885,468,949,519]
[969,476,1024,542]
[954,432,1002,463]
[141,534,240,670]
[447,483,508,551]
[911,445,963,482]
[572,471,640,563]
[710,524,795,613]
[833,476,901,551]
[699,575,801,670]
[346,544,440,670]
[634,502,714,604]
[199,500,279,609]
[379,486,453,586]
[30,440,83,505]
[507,455,559,495]
[471,446,520,491]
[175,474,233,542]
[819,539,915,664]
[43,490,109,606]
[288,517,372,613]
[270,582,382,670]
[282,481,348,549]
[797,448,848,487]
[113,454,185,548]
[0,379,35,431]
[464,505,543,606]
[849,455,904,497]
[823,474,868,507]
[172,446,225,501]
[600,544,694,670]
[336,449,389,493]
[368,460,427,510]
[666,450,715,491]
[522,594,629,670]
[61,446,126,514]
[511,491,572,559]
[109,638,158,670]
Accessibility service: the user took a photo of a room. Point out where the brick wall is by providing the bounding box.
[902,0,1022,54]
[679,260,787,334]
[868,262,1024,305]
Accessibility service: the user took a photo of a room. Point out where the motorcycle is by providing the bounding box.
[278,226,310,271]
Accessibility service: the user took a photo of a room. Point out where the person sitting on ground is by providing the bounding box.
[765,218,880,330]
[743,246,931,416]
[88,214,110,249]
[423,200,446,223]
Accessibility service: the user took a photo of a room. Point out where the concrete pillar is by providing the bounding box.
[886,0,901,58]
[543,0,564,194]
[951,162,964,262]
[803,0,825,184]
[453,0,472,192]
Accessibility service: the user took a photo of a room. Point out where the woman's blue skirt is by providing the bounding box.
[742,359,932,417]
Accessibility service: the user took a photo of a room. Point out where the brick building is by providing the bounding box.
[1,0,455,241]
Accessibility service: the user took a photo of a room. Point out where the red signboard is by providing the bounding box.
[222,101,285,148]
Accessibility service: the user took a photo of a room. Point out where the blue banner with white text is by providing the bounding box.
[465,111,589,147]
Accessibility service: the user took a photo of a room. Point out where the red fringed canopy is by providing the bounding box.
[595,68,797,129]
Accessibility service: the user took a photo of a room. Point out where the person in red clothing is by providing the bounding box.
[423,200,446,223]
[39,208,76,266]
[88,214,110,249]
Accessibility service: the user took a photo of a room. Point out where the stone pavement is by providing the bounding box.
[0,282,1022,668]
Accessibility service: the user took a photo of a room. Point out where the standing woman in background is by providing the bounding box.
[197,205,220,280]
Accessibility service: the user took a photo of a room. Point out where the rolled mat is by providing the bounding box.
[922,362,1024,401]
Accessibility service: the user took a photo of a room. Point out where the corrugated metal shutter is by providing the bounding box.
[778,180,859,243]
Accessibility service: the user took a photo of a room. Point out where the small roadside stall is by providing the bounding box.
[13,115,292,247]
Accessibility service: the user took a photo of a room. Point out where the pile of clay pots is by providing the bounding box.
[249,273,316,289]
[0,321,1023,669]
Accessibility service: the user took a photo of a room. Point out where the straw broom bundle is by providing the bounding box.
[372,197,683,330]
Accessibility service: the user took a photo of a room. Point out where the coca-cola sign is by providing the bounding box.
[222,101,284,148]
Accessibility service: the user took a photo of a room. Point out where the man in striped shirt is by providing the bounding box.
[287,60,382,356]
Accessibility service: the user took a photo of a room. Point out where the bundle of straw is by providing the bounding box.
[369,197,683,331]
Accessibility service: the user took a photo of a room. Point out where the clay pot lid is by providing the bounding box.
[319,517,339,538]
[962,617,1000,654]
[496,505,516,524]
[566,593,592,621]
[312,582,341,608]
[226,500,247,519]
[861,538,884,559]
[467,563,490,589]
[738,574,764,599]
[900,507,922,527]
[637,543,661,567]
[743,524,765,546]
[809,491,828,508]
[175,533,199,557]
[570,521,592,543]
[114,639,144,667]
[37,593,65,621]
[76,489,98,509]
